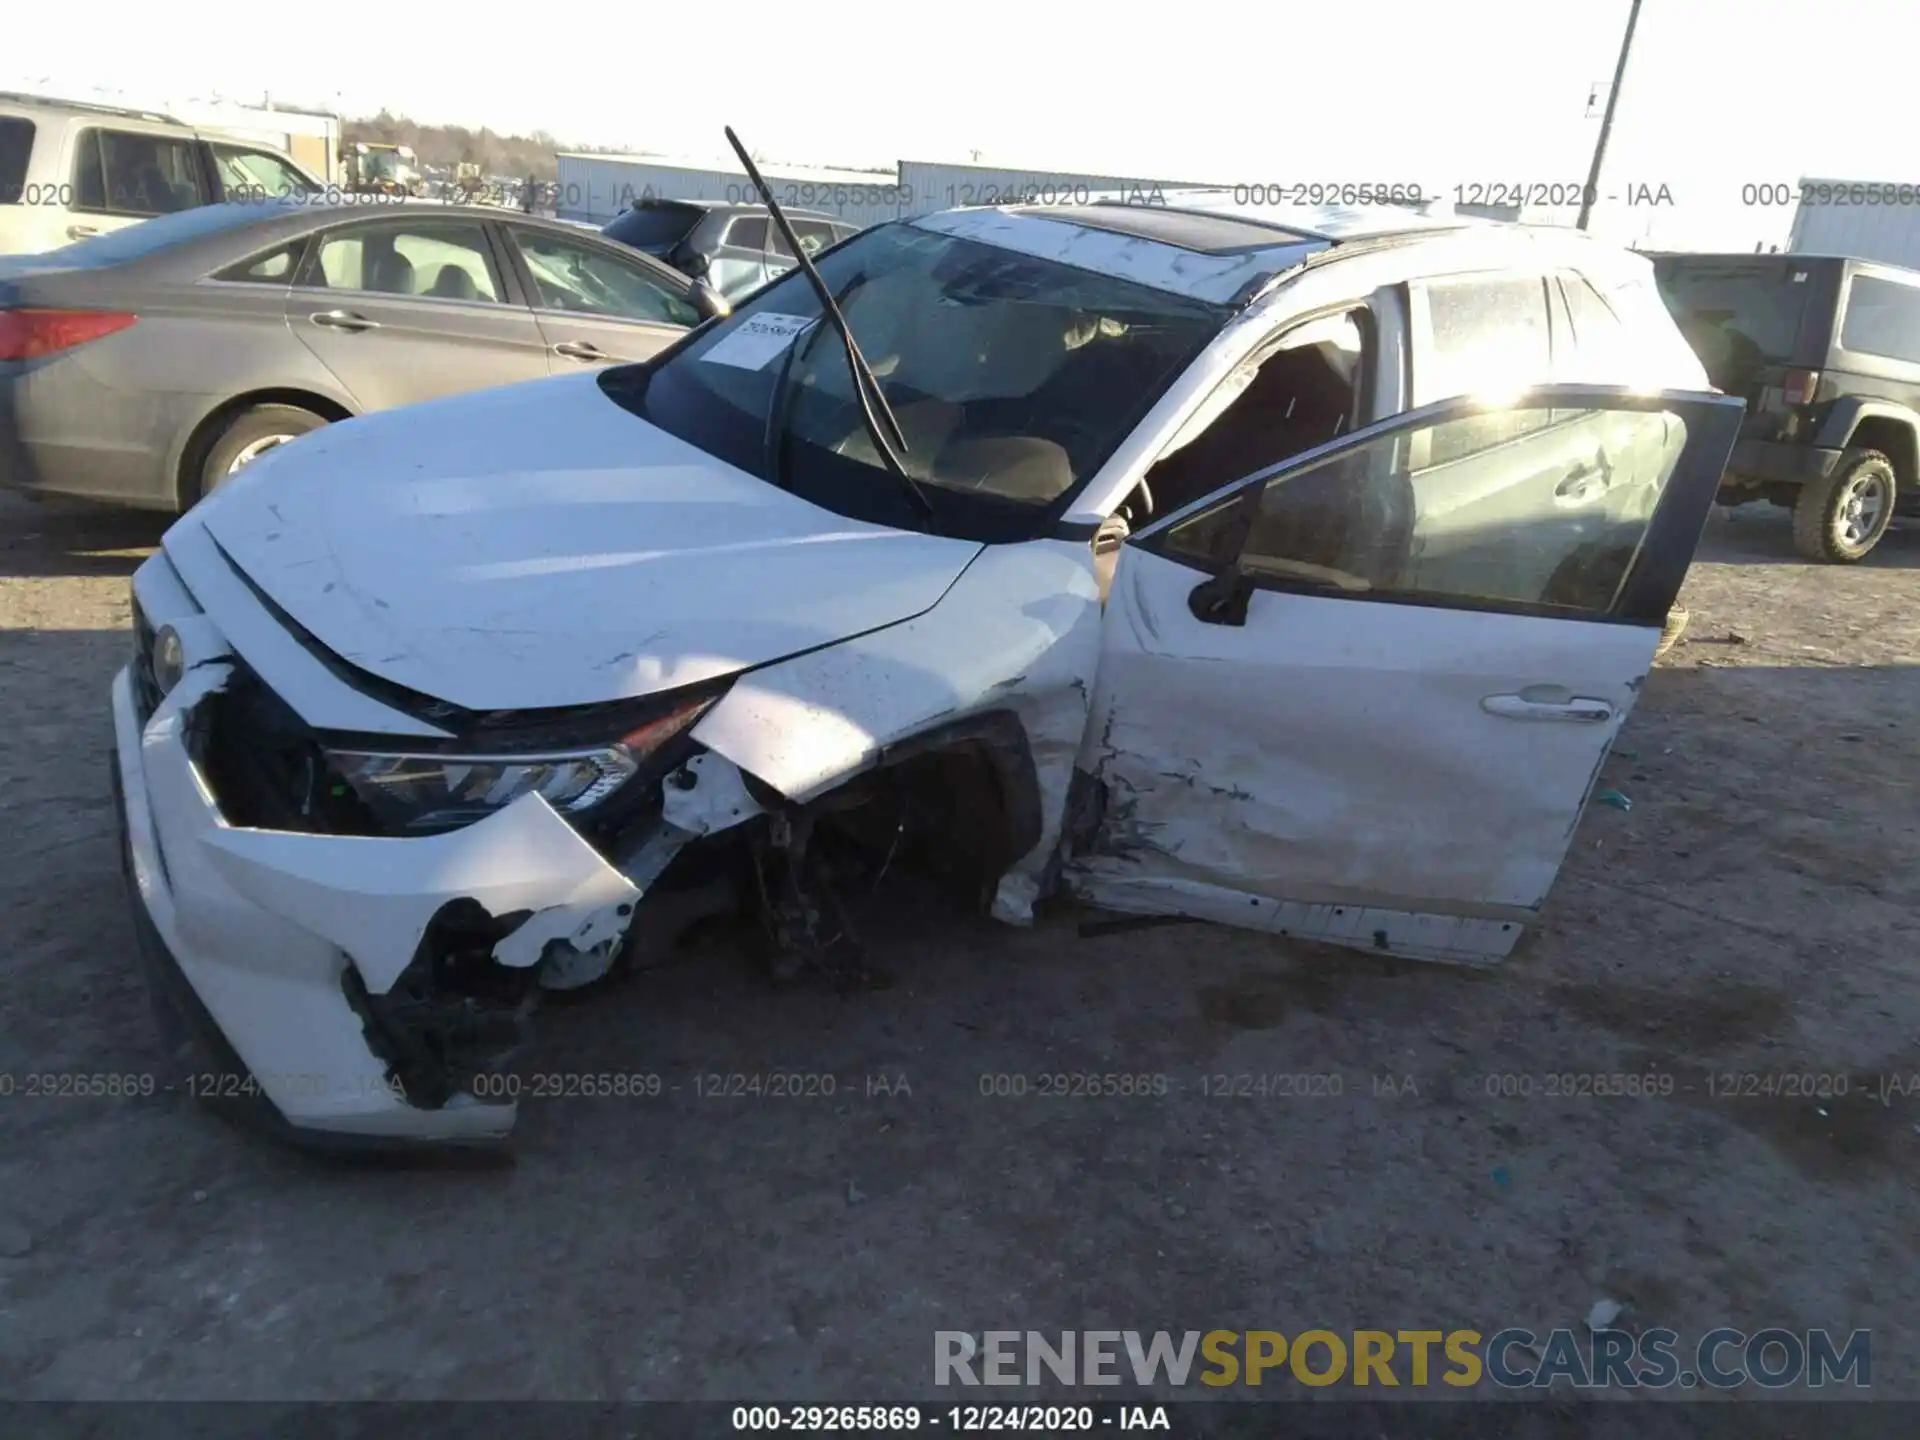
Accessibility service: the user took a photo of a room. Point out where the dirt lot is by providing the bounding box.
[0,488,1915,1406]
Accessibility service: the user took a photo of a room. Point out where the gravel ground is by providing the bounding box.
[0,490,1915,1407]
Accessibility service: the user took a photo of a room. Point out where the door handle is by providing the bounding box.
[551,340,607,362]
[66,224,99,240]
[309,309,378,332]
[1481,694,1614,723]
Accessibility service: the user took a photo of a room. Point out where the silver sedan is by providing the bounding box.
[0,198,729,510]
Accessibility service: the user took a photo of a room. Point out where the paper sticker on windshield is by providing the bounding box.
[701,313,817,370]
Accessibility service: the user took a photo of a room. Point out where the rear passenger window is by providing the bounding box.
[1841,275,1920,365]
[791,220,836,256]
[725,217,769,250]
[306,221,500,301]
[215,242,304,284]
[72,129,208,216]
[0,117,33,204]
[1558,275,1630,374]
[1416,275,1554,464]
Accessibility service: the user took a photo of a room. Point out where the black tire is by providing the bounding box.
[195,404,327,503]
[1791,449,1897,563]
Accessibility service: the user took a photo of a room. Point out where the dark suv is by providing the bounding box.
[601,198,859,303]
[1652,253,1920,562]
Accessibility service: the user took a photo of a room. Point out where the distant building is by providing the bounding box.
[1789,176,1920,268]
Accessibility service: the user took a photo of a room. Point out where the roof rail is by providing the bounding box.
[1090,197,1331,243]
[0,90,182,125]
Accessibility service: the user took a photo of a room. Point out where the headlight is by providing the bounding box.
[152,624,186,698]
[325,694,713,832]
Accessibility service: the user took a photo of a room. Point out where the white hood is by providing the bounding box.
[187,372,982,713]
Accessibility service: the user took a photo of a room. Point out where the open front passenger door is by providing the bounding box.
[1067,385,1744,964]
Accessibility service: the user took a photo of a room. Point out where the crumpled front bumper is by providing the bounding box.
[106,547,762,1148]
[111,662,532,1144]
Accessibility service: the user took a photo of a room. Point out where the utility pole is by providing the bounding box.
[1577,0,1644,231]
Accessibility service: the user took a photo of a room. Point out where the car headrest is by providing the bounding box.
[369,251,415,295]
[427,263,481,300]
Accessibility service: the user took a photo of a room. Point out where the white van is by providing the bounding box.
[0,91,324,255]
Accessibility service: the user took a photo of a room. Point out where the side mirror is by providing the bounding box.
[1187,564,1252,627]
[691,280,731,321]
[677,249,711,279]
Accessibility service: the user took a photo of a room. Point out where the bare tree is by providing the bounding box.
[341,111,561,181]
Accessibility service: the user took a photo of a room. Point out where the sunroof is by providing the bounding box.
[1003,203,1323,254]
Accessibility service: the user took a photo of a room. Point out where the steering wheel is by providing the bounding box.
[1132,476,1155,518]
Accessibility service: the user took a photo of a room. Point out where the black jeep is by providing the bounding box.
[1652,252,1920,562]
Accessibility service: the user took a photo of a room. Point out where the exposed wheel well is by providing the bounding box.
[176,389,354,510]
[1846,417,1917,488]
[741,711,1044,914]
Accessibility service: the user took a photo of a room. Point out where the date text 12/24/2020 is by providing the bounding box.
[729,1405,1171,1432]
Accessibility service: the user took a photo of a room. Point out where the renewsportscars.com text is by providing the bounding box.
[935,1328,1870,1390]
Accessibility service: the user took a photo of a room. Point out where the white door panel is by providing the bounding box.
[1067,386,1744,965]
[1072,545,1653,958]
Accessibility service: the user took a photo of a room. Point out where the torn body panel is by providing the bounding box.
[112,616,770,1141]
[1065,546,1656,965]
[692,541,1105,924]
[116,662,505,1140]
[201,791,644,995]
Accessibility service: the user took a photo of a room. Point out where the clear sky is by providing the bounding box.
[8,0,1915,249]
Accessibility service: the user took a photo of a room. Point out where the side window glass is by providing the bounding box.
[515,230,700,326]
[71,129,207,216]
[792,220,834,256]
[1,118,35,205]
[1144,308,1371,521]
[211,144,316,200]
[73,136,105,210]
[214,241,303,284]
[725,216,769,251]
[311,222,500,300]
[1841,275,1920,365]
[1417,275,1553,464]
[1557,273,1633,381]
[311,233,361,288]
[1162,402,1691,616]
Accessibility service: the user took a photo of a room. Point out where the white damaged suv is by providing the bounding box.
[112,192,1741,1149]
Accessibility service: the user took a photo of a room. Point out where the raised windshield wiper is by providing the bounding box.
[763,269,861,492]
[723,125,934,528]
